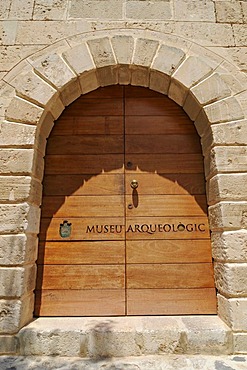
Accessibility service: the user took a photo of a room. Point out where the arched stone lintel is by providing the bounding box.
[2,32,246,204]
[3,31,246,146]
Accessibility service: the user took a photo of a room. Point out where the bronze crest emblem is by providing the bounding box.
[59,220,72,238]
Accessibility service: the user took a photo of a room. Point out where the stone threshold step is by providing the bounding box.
[18,316,232,357]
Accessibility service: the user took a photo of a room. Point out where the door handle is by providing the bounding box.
[130,179,138,189]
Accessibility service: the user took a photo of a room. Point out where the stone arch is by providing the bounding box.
[1,29,247,354]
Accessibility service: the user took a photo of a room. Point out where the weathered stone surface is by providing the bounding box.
[174,0,215,22]
[169,56,213,105]
[1,355,247,370]
[216,1,243,24]
[235,90,247,117]
[19,328,82,357]
[205,146,247,178]
[126,1,172,20]
[16,21,91,45]
[27,43,80,106]
[0,293,34,334]
[233,24,247,47]
[130,66,149,87]
[79,70,99,94]
[218,294,247,331]
[96,66,118,87]
[210,120,247,147]
[133,38,158,67]
[209,202,247,231]
[0,81,16,119]
[6,68,57,107]
[0,149,35,175]
[194,109,210,137]
[0,1,11,20]
[183,93,201,121]
[87,37,116,68]
[0,264,36,298]
[118,65,132,85]
[234,334,247,354]
[63,43,95,75]
[168,79,188,106]
[212,230,247,262]
[0,234,38,266]
[0,335,18,355]
[172,56,213,89]
[175,22,235,47]
[5,97,44,124]
[33,0,67,21]
[209,174,247,204]
[149,70,170,95]
[18,316,231,357]
[0,203,40,234]
[191,73,232,106]
[0,45,43,72]
[69,0,123,19]
[204,97,244,124]
[151,44,185,75]
[215,60,247,94]
[242,2,247,25]
[0,176,41,204]
[111,35,134,65]
[38,112,55,142]
[0,21,18,46]
[31,53,77,91]
[215,263,247,296]
[182,316,232,355]
[8,0,34,20]
[0,121,36,147]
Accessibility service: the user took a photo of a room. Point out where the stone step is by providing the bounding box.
[18,316,232,357]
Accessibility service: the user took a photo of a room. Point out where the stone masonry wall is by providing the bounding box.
[1,0,247,74]
[0,0,247,356]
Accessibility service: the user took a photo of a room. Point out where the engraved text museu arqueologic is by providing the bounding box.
[86,222,206,235]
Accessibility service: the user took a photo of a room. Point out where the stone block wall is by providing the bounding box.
[0,0,247,356]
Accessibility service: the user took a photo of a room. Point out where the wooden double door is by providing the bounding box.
[35,86,216,316]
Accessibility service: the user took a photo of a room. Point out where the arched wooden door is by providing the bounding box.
[35,86,216,316]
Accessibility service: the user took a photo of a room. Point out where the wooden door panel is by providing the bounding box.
[43,174,124,196]
[125,195,207,217]
[42,195,124,218]
[37,265,125,290]
[125,86,165,98]
[36,86,216,316]
[126,240,212,264]
[125,97,187,116]
[47,135,124,155]
[40,217,125,241]
[38,241,125,265]
[127,288,217,315]
[45,154,124,174]
[80,85,124,99]
[125,135,201,154]
[62,98,123,116]
[125,116,195,135]
[125,154,204,173]
[125,173,205,195]
[127,264,215,289]
[35,290,125,316]
[125,217,210,239]
[51,116,124,136]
